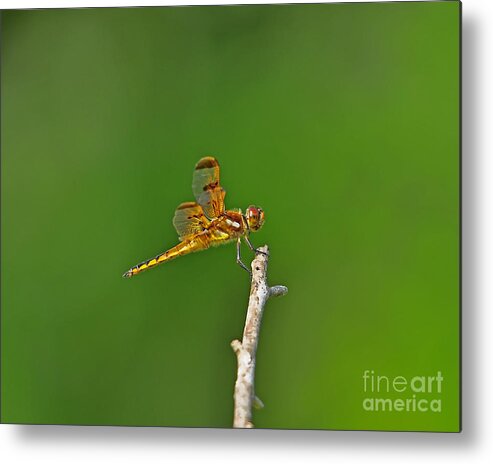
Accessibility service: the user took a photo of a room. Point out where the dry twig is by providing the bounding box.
[231,245,288,428]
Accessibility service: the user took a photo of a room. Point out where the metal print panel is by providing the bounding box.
[0,1,460,431]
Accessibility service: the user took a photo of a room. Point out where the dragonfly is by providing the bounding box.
[123,156,265,278]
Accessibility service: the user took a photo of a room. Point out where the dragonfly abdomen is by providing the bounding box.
[123,234,211,278]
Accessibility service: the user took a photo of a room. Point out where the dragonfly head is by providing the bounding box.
[245,205,265,232]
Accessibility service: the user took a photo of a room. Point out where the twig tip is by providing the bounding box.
[231,339,242,354]
[269,285,288,298]
[253,395,265,410]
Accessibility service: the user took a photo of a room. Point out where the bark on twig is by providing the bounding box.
[231,245,288,428]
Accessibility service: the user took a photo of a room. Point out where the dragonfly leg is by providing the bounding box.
[244,235,269,256]
[236,238,252,275]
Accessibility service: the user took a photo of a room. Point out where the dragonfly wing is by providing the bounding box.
[172,202,210,241]
[192,157,226,220]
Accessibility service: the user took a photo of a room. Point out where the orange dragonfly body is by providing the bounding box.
[123,157,265,278]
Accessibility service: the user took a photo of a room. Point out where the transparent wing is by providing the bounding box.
[172,202,209,241]
[192,157,226,220]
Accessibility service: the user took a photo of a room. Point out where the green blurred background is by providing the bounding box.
[1,2,459,431]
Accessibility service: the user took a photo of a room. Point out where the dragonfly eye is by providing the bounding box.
[246,205,265,231]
